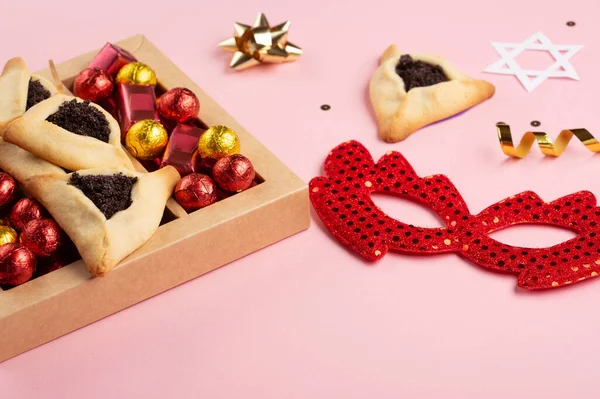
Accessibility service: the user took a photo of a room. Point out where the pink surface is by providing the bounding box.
[1,0,599,397]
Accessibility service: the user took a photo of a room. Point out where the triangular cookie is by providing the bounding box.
[369,45,495,143]
[0,58,58,133]
[0,138,66,183]
[24,166,181,276]
[0,57,59,134]
[4,93,135,171]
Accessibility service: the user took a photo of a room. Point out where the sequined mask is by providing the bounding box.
[310,141,600,290]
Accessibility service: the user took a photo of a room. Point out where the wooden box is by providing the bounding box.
[0,35,309,362]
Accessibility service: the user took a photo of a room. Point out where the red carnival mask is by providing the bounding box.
[309,140,600,290]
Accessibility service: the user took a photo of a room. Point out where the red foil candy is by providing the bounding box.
[0,172,17,208]
[160,124,205,176]
[212,154,255,193]
[20,219,61,257]
[9,198,43,231]
[174,173,217,212]
[310,140,600,290]
[116,84,160,138]
[157,88,200,123]
[0,243,36,286]
[88,43,136,76]
[73,68,114,102]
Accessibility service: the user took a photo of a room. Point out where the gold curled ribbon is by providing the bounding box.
[497,123,600,158]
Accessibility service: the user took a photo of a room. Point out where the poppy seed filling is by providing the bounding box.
[69,173,138,219]
[395,54,449,92]
[26,79,51,110]
[46,99,111,143]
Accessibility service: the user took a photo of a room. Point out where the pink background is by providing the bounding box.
[1,0,599,397]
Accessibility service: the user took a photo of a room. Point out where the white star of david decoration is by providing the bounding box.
[484,31,583,92]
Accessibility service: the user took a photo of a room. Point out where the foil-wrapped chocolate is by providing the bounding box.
[88,43,136,76]
[160,124,205,176]
[116,83,160,139]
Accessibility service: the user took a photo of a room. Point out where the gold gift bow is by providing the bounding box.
[497,123,600,158]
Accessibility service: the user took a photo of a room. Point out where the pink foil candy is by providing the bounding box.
[88,43,137,76]
[116,84,160,139]
[139,157,162,172]
[99,96,119,120]
[160,124,206,176]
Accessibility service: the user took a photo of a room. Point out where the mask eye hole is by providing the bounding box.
[371,193,445,228]
[488,224,578,248]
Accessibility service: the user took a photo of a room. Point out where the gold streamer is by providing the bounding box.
[497,123,600,158]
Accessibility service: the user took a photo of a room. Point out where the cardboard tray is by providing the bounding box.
[0,35,310,363]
